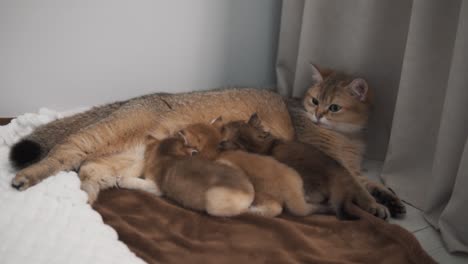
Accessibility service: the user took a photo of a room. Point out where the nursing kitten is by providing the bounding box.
[181,119,325,217]
[287,65,405,217]
[142,133,254,217]
[218,114,389,219]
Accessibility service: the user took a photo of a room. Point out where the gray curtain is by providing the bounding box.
[276,0,468,253]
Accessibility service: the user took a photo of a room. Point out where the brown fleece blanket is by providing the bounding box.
[93,189,435,264]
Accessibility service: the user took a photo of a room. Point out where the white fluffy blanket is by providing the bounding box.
[0,108,145,264]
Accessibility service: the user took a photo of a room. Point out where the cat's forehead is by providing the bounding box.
[314,73,352,101]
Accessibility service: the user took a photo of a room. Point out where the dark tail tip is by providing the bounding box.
[9,139,42,170]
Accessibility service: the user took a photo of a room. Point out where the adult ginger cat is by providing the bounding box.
[287,65,405,217]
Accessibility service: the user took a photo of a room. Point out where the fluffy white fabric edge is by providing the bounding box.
[0,108,146,264]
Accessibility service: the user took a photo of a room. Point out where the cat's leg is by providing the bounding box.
[346,155,406,217]
[349,181,390,220]
[357,176,406,218]
[248,194,283,217]
[117,177,162,196]
[79,161,119,204]
[11,109,156,190]
[338,148,406,217]
[347,158,406,217]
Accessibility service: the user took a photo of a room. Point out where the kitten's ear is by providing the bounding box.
[348,78,369,102]
[210,116,223,129]
[177,130,188,145]
[310,63,324,85]
[248,113,262,127]
[145,134,160,145]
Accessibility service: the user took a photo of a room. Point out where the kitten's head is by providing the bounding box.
[218,113,275,154]
[177,118,224,160]
[146,136,196,158]
[303,64,373,134]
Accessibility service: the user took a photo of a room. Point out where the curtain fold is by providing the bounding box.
[277,0,468,253]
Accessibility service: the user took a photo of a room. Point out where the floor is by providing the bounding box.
[363,161,468,264]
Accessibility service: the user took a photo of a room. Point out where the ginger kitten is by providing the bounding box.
[143,134,254,217]
[180,119,325,218]
[218,114,390,220]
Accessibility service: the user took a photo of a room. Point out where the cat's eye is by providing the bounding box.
[311,97,319,106]
[328,104,342,112]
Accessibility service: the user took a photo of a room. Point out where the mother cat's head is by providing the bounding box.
[303,64,373,134]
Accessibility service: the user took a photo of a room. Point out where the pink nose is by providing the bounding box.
[316,112,324,120]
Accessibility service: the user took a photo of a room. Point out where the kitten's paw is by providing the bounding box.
[11,172,38,191]
[370,186,406,218]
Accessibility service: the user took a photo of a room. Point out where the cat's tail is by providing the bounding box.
[9,101,125,170]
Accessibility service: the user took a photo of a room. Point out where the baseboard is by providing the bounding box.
[0,118,14,126]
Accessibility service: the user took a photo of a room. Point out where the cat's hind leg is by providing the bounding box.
[11,109,156,191]
[79,162,118,204]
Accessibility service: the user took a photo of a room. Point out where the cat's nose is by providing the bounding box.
[315,112,324,120]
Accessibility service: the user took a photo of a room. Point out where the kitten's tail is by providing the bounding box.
[9,101,124,170]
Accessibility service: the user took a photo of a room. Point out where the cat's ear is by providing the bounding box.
[348,78,369,101]
[210,116,223,129]
[248,113,262,127]
[310,63,336,85]
[310,63,324,85]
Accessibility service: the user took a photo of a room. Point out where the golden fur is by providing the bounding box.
[10,68,405,217]
[12,89,293,191]
[288,65,406,217]
[79,143,156,204]
[181,121,325,217]
[143,135,254,217]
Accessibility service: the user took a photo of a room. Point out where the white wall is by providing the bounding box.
[0,0,282,116]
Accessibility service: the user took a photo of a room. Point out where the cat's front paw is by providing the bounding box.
[373,203,390,220]
[11,172,38,191]
[370,185,406,218]
[360,201,390,220]
[354,193,390,220]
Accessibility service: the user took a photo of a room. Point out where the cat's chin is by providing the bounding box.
[322,123,362,134]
